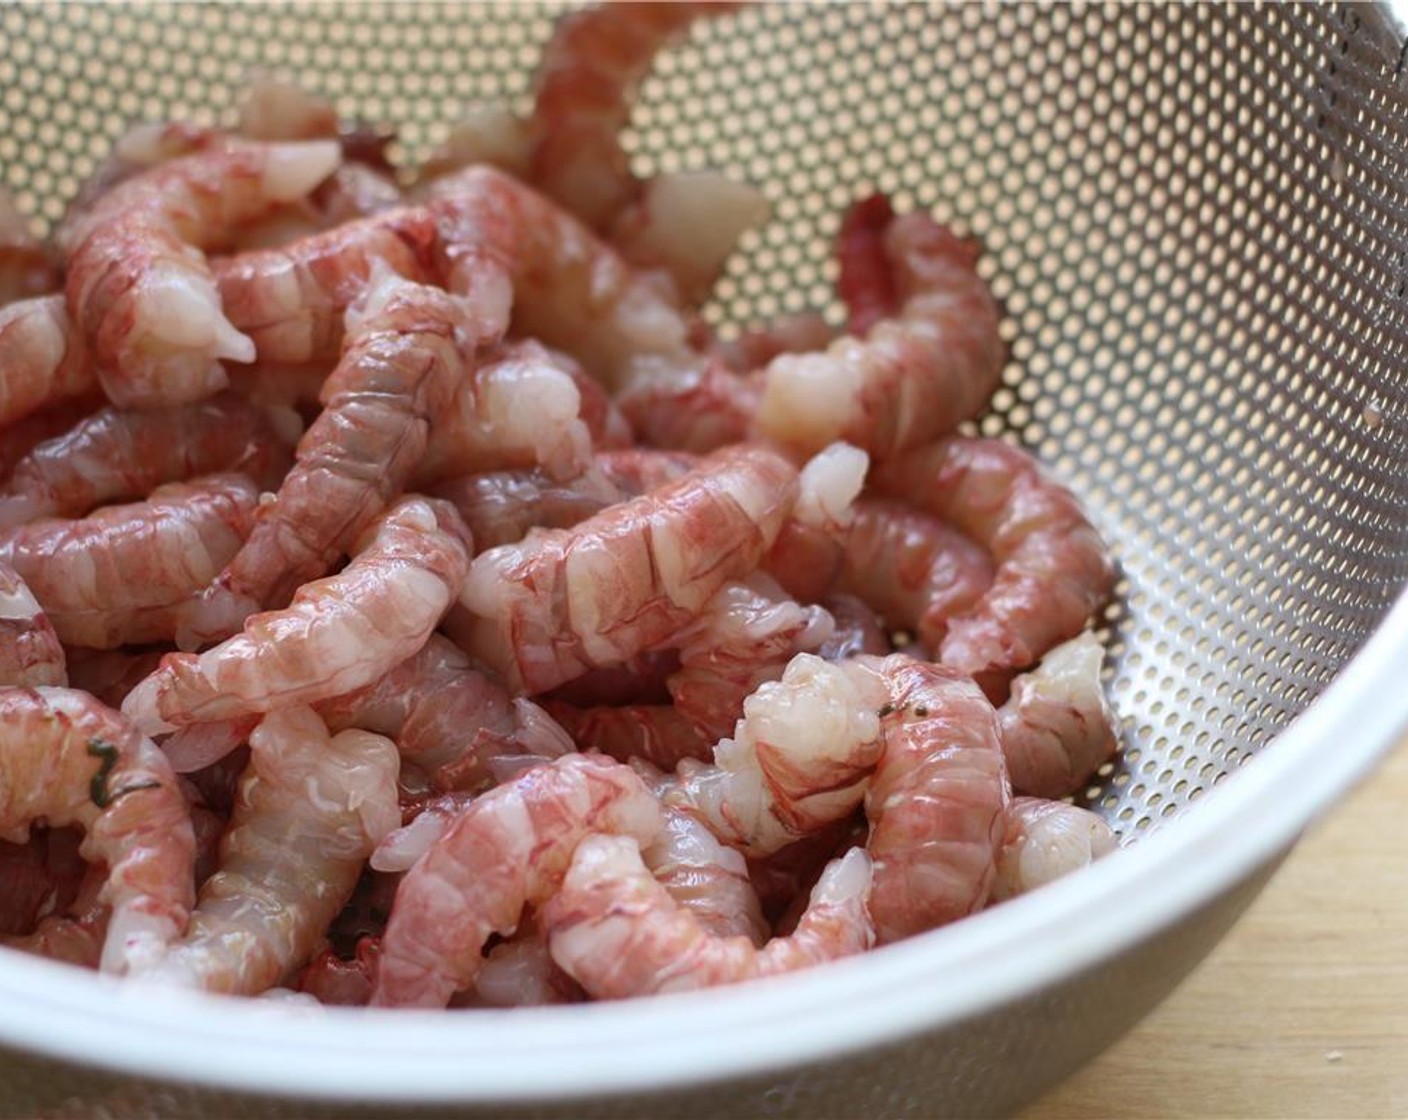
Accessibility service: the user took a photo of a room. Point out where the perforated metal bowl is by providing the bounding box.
[2,3,1408,1117]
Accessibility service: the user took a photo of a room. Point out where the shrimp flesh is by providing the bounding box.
[0,296,99,430]
[835,193,900,338]
[996,631,1119,798]
[0,473,259,650]
[6,862,110,969]
[763,440,869,604]
[864,655,1010,944]
[124,496,470,732]
[615,361,762,453]
[236,73,339,143]
[417,105,531,184]
[194,268,478,631]
[713,311,835,374]
[0,561,66,687]
[469,919,586,1008]
[212,208,441,367]
[134,706,399,995]
[545,702,713,771]
[0,687,195,973]
[0,392,293,530]
[873,437,1116,691]
[745,815,863,927]
[991,796,1118,904]
[297,936,381,1006]
[543,835,872,999]
[317,634,573,796]
[667,652,888,858]
[61,137,342,407]
[0,189,58,305]
[452,444,797,695]
[644,802,768,945]
[755,202,1004,461]
[428,466,623,552]
[371,753,664,1008]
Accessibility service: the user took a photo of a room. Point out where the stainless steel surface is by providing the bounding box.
[0,2,1406,1116]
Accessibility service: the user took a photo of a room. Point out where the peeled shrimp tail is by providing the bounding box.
[991,796,1117,903]
[0,561,66,686]
[543,835,872,999]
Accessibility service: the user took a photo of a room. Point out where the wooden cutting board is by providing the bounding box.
[1022,737,1408,1119]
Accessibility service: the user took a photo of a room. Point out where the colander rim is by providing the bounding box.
[0,591,1405,1103]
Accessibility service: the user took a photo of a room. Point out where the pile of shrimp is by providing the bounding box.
[0,2,1122,1009]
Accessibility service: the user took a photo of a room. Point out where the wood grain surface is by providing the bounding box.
[1022,738,1408,1119]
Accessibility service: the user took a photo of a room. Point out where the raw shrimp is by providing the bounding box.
[0,474,259,650]
[835,193,899,337]
[0,687,195,973]
[991,796,1118,904]
[644,802,768,944]
[61,137,342,407]
[0,561,66,686]
[755,201,1004,461]
[236,74,339,143]
[124,496,471,732]
[996,631,1119,798]
[160,718,256,775]
[135,706,399,995]
[297,937,381,1007]
[746,815,863,927]
[0,398,104,482]
[61,122,216,235]
[195,268,478,629]
[545,702,713,771]
[543,835,872,999]
[7,865,109,969]
[429,466,625,552]
[0,189,57,305]
[451,443,798,695]
[413,340,595,486]
[0,393,293,530]
[864,656,1010,944]
[615,361,762,453]
[317,634,573,795]
[0,296,99,430]
[873,437,1116,690]
[417,105,531,184]
[470,920,585,1008]
[667,652,888,858]
[213,208,441,367]
[371,753,664,1008]
[763,441,869,604]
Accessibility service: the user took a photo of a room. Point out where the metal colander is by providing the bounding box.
[1,3,1407,1118]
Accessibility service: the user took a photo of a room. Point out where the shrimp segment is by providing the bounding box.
[197,268,478,629]
[0,474,260,649]
[371,753,664,1008]
[997,631,1119,798]
[0,561,66,687]
[123,496,471,732]
[135,707,399,995]
[0,687,195,973]
[864,656,1010,944]
[0,393,293,530]
[756,203,1004,461]
[0,296,99,430]
[544,835,873,999]
[61,137,342,407]
[873,437,1116,688]
[645,804,768,944]
[991,796,1118,904]
[452,444,798,695]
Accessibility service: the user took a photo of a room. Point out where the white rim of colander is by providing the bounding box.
[0,590,1406,1104]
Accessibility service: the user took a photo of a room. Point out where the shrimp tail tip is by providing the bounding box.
[261,139,342,202]
[120,675,174,737]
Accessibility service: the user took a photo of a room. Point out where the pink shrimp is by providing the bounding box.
[0,398,104,482]
[123,496,470,732]
[60,137,342,407]
[543,835,872,999]
[417,105,531,184]
[615,361,762,453]
[428,466,625,552]
[7,863,110,969]
[763,441,869,604]
[864,656,1010,944]
[135,706,399,995]
[451,443,798,695]
[413,340,596,487]
[991,796,1118,904]
[0,474,259,650]
[835,193,900,337]
[996,631,1119,798]
[316,634,573,795]
[297,936,381,1007]
[754,203,1004,461]
[645,802,768,944]
[872,437,1116,691]
[469,920,586,1008]
[0,393,293,530]
[667,652,888,858]
[371,753,664,1008]
[0,296,100,430]
[0,189,58,305]
[545,702,713,771]
[746,815,862,926]
[212,208,441,367]
[60,122,218,235]
[0,687,195,973]
[0,561,66,687]
[193,269,479,633]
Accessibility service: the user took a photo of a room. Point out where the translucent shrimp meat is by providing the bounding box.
[452,444,798,695]
[134,706,399,995]
[990,796,1118,904]
[124,496,471,733]
[61,137,342,407]
[864,656,1010,944]
[873,437,1116,691]
[643,802,769,945]
[0,296,99,430]
[0,687,195,973]
[0,473,260,650]
[543,835,873,999]
[0,560,66,687]
[371,753,664,1008]
[763,440,869,604]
